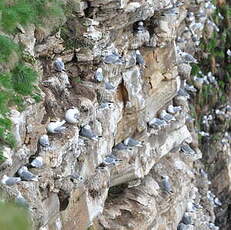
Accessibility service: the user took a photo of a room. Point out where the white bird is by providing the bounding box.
[39,134,50,147]
[1,175,21,186]
[95,68,104,82]
[200,169,208,178]
[184,83,197,93]
[178,50,198,64]
[123,137,143,147]
[181,144,195,155]
[178,88,190,99]
[104,52,124,64]
[31,156,43,168]
[208,223,219,230]
[113,143,131,151]
[54,58,65,72]
[182,212,192,225]
[161,175,173,194]
[103,155,122,166]
[79,125,98,140]
[207,72,217,85]
[207,20,219,32]
[214,197,222,206]
[167,105,182,114]
[227,49,231,56]
[177,223,189,230]
[135,50,145,65]
[18,166,38,181]
[149,118,167,129]
[198,131,210,137]
[136,21,145,32]
[47,120,66,134]
[105,82,115,90]
[65,108,79,124]
[186,12,195,23]
[160,110,176,123]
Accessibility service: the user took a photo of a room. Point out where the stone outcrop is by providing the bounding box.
[0,0,230,230]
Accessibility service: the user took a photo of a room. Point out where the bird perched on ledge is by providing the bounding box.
[160,110,176,123]
[167,105,182,114]
[39,134,50,148]
[148,118,167,129]
[47,120,66,134]
[123,137,143,147]
[54,58,65,72]
[18,166,38,181]
[65,108,79,124]
[95,67,104,82]
[1,175,21,186]
[161,175,173,194]
[79,125,99,140]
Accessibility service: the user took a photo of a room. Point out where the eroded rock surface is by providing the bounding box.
[0,0,229,230]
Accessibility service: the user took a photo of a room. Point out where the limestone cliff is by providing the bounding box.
[0,0,230,230]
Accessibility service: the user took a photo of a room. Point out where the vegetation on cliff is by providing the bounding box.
[0,0,64,158]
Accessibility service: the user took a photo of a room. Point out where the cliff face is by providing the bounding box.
[0,0,230,230]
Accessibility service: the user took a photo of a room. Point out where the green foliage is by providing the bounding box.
[0,64,37,149]
[74,77,82,83]
[11,64,37,96]
[0,1,64,152]
[0,0,65,33]
[191,64,200,76]
[0,153,7,163]
[0,35,18,63]
[0,202,31,230]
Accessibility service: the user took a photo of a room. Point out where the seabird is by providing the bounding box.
[177,88,190,99]
[161,175,173,194]
[186,12,195,23]
[68,173,84,182]
[79,125,98,140]
[31,156,43,168]
[208,20,219,32]
[135,50,145,65]
[123,137,143,147]
[167,105,182,114]
[1,175,21,186]
[184,83,197,93]
[104,52,124,64]
[54,58,65,72]
[159,110,176,123]
[113,143,132,151]
[227,49,231,56]
[178,50,198,64]
[200,169,208,178]
[95,68,104,82]
[208,223,219,230]
[105,82,115,90]
[47,120,66,134]
[214,197,222,206]
[18,166,38,181]
[65,108,79,124]
[103,154,122,166]
[181,144,195,155]
[198,131,210,137]
[136,21,145,32]
[182,212,192,225]
[39,134,50,147]
[177,223,189,230]
[148,118,167,129]
[207,72,217,85]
